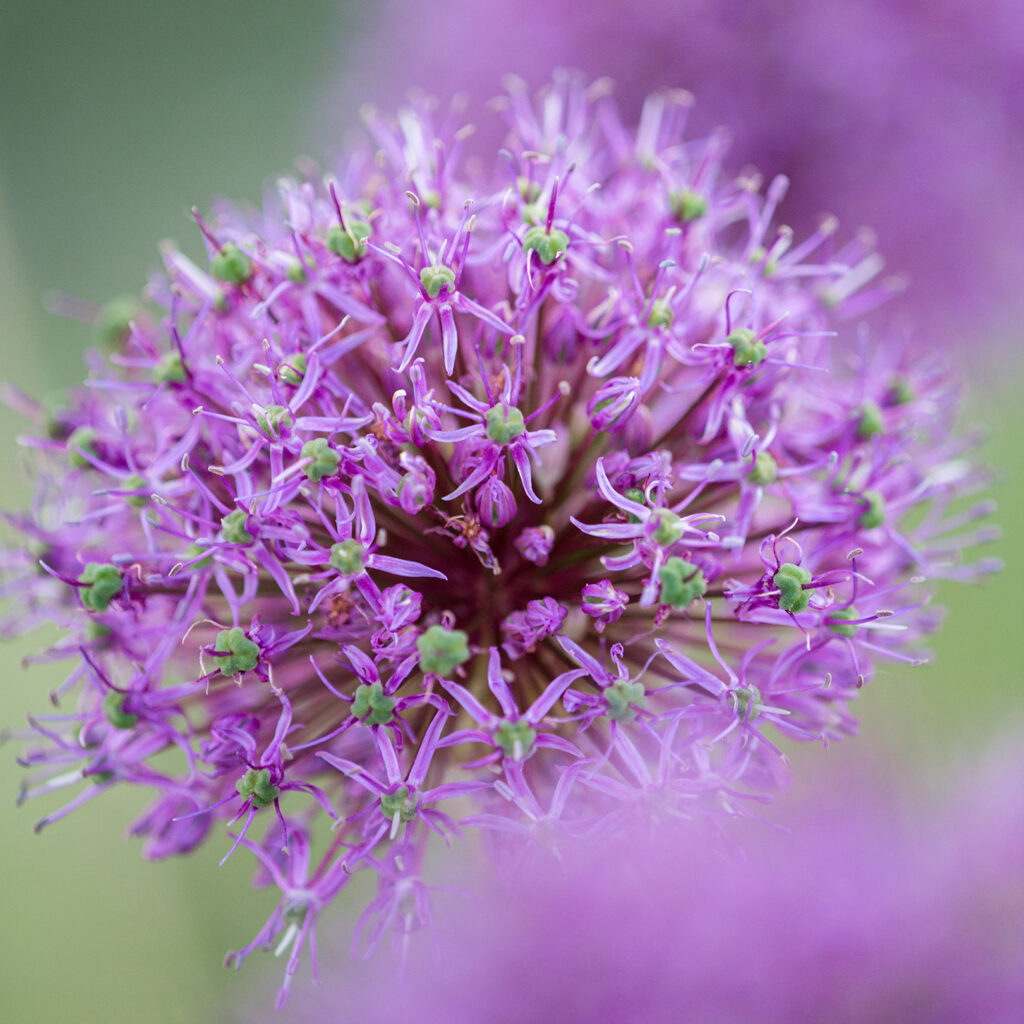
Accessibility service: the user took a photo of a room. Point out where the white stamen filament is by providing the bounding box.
[274,922,299,958]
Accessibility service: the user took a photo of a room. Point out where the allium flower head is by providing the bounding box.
[3,76,995,1004]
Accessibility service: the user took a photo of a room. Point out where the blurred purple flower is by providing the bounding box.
[293,745,1024,1023]
[332,0,1024,343]
[3,76,996,1005]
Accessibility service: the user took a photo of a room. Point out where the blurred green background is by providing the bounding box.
[0,4,359,1021]
[0,3,1020,1022]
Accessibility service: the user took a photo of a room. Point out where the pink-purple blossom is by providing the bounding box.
[298,745,1024,1023]
[3,76,996,1005]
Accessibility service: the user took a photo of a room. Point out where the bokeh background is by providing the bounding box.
[1,3,1020,1021]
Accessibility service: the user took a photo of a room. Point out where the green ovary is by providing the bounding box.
[523,225,569,265]
[214,627,260,675]
[416,625,471,677]
[495,719,537,760]
[658,558,706,608]
[773,562,812,614]
[236,768,279,808]
[485,405,526,444]
[79,563,123,612]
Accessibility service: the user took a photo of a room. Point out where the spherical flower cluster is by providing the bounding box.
[302,743,1024,1024]
[4,77,994,1004]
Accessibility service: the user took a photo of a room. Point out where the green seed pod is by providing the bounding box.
[417,624,471,677]
[184,543,213,565]
[419,264,456,299]
[327,220,371,263]
[330,539,365,576]
[647,299,675,328]
[727,328,768,368]
[731,685,762,721]
[652,508,685,547]
[494,719,537,760]
[521,201,545,226]
[67,426,97,469]
[221,509,254,545]
[103,690,138,730]
[604,679,647,723]
[658,557,707,608]
[886,376,914,406]
[484,405,527,445]
[210,243,253,285]
[97,297,138,347]
[669,188,708,223]
[236,767,279,809]
[859,490,886,529]
[79,562,123,612]
[256,404,294,437]
[522,225,570,265]
[749,450,778,486]
[856,400,885,440]
[380,785,419,823]
[213,626,260,675]
[279,353,307,384]
[827,605,860,638]
[516,177,542,202]
[122,474,149,508]
[772,562,812,614]
[623,487,648,524]
[351,681,397,726]
[154,350,186,384]
[300,438,340,482]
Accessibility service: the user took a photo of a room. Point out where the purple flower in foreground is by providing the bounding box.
[296,745,1024,1024]
[3,76,996,1004]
